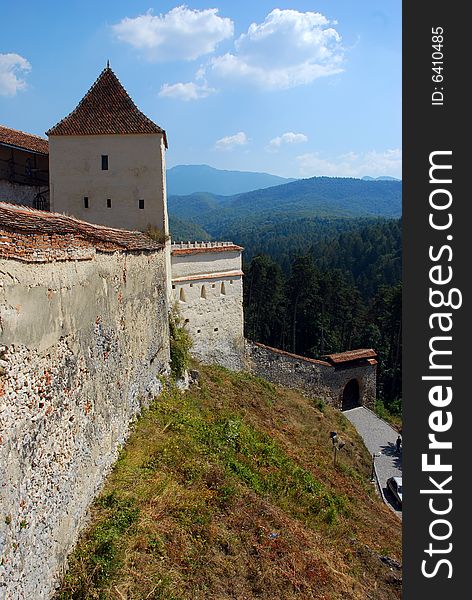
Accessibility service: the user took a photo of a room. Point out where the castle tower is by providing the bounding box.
[46,65,169,237]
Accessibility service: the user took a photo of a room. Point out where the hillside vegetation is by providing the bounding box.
[169,216,211,242]
[56,366,401,600]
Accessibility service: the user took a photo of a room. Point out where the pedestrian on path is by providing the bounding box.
[396,435,402,454]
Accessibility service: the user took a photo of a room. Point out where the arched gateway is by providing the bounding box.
[342,379,361,410]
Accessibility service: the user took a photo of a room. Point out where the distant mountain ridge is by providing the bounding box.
[166,164,296,196]
[168,175,402,237]
[362,176,401,181]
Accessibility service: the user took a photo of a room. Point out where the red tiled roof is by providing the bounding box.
[172,245,243,256]
[0,125,49,155]
[46,67,168,146]
[0,201,162,262]
[322,349,377,365]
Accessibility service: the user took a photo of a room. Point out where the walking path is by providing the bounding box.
[343,406,402,517]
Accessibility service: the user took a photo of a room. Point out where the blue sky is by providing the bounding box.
[0,1,401,178]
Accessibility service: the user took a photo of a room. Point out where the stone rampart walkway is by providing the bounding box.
[343,406,402,517]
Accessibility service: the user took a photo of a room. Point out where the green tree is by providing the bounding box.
[361,283,402,410]
[244,255,286,347]
[286,254,320,355]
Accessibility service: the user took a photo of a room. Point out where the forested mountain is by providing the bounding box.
[168,176,401,237]
[169,192,226,224]
[167,164,295,196]
[169,215,211,242]
[171,213,401,296]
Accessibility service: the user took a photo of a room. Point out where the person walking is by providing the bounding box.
[396,435,402,454]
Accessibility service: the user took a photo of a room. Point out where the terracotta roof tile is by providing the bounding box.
[0,201,162,262]
[322,349,377,365]
[46,67,168,146]
[0,125,49,155]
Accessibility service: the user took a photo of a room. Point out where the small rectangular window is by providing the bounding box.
[84,196,89,208]
[107,198,112,208]
[101,155,108,170]
[138,199,144,209]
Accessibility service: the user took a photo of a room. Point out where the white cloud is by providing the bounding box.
[207,9,344,89]
[112,6,233,61]
[159,81,216,101]
[0,53,31,96]
[215,131,248,151]
[267,131,308,152]
[296,149,402,178]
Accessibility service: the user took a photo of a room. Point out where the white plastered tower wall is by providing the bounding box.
[158,136,173,304]
[49,133,168,234]
[171,242,246,370]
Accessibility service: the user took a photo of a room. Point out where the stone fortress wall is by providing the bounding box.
[247,341,377,410]
[0,180,49,210]
[0,203,170,598]
[170,241,246,371]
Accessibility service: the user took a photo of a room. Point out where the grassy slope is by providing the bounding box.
[56,366,401,600]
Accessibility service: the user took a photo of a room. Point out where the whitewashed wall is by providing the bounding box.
[49,134,168,235]
[171,246,245,370]
[0,249,170,598]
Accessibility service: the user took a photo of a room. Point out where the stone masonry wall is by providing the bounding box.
[0,181,49,209]
[247,342,376,410]
[0,250,170,598]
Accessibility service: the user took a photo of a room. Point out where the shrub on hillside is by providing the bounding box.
[169,309,192,379]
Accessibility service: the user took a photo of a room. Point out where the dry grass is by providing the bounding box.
[56,365,401,600]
